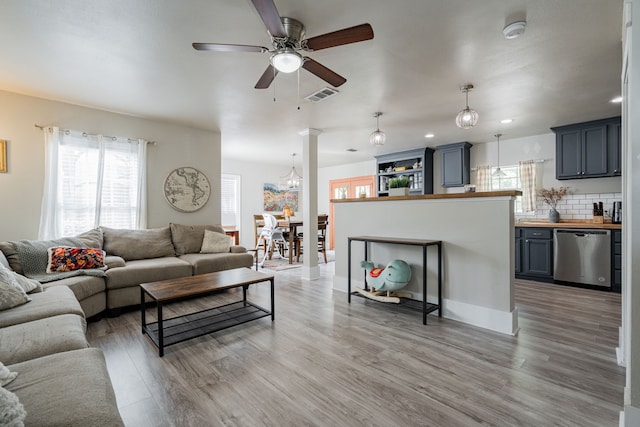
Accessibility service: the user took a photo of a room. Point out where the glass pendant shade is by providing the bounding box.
[270,49,303,73]
[279,154,302,191]
[370,112,386,146]
[370,130,386,146]
[456,107,479,129]
[455,84,479,129]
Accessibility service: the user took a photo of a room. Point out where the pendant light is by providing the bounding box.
[279,153,303,191]
[455,84,479,129]
[493,133,506,177]
[370,112,386,146]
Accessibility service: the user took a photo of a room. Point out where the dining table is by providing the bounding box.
[277,220,302,264]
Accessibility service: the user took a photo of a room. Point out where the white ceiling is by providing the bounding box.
[0,0,623,168]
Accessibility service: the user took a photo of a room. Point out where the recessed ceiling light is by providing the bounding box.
[610,96,623,103]
[500,118,513,124]
[424,133,435,138]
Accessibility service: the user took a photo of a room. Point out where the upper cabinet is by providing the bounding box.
[437,142,472,187]
[551,116,621,179]
[375,148,434,196]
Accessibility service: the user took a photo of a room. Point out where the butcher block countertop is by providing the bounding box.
[516,219,621,230]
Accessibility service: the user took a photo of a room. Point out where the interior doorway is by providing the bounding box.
[328,175,375,249]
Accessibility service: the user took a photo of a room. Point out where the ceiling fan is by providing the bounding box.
[192,0,374,89]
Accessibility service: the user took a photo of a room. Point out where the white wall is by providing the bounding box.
[318,159,375,215]
[222,158,304,249]
[0,90,221,241]
[469,133,622,194]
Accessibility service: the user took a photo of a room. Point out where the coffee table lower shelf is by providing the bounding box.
[143,301,271,352]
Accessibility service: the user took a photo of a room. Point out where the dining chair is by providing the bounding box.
[295,214,328,263]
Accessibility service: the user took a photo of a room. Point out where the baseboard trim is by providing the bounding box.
[443,299,519,336]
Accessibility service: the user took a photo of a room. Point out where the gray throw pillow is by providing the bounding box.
[200,229,231,253]
[170,223,225,255]
[102,227,175,261]
[0,267,30,311]
[0,384,26,426]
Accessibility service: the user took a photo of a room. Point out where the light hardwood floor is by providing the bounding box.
[87,264,624,427]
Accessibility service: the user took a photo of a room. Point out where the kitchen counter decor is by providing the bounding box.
[536,186,569,223]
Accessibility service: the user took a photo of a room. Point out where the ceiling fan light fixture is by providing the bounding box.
[456,84,479,129]
[270,48,303,73]
[370,112,386,146]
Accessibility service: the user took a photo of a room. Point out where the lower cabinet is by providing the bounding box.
[515,227,554,281]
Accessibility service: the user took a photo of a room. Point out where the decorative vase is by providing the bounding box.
[549,208,560,223]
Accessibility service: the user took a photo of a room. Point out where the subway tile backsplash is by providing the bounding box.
[516,192,622,221]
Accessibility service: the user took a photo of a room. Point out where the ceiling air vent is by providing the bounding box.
[305,87,339,103]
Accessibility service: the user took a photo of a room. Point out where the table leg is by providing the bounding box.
[243,285,247,306]
[270,278,275,321]
[288,225,294,264]
[157,302,164,357]
[140,287,146,334]
[438,242,442,318]
[423,245,427,325]
[348,238,352,303]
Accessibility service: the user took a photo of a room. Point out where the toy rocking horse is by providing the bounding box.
[357,259,412,303]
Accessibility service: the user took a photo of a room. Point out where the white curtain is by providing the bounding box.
[519,160,538,212]
[38,128,148,239]
[475,165,493,192]
[38,127,62,239]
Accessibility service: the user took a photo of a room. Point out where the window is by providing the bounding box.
[491,165,523,212]
[39,128,147,239]
[221,174,241,229]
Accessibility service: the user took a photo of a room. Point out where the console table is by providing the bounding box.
[347,236,442,324]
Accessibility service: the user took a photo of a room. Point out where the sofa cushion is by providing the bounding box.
[179,253,254,276]
[105,257,192,290]
[0,286,84,328]
[0,229,103,275]
[200,229,231,254]
[0,314,88,365]
[170,223,225,255]
[7,348,125,427]
[46,247,106,273]
[102,226,175,261]
[104,255,126,269]
[41,275,105,303]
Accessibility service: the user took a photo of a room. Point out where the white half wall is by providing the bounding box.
[332,195,518,335]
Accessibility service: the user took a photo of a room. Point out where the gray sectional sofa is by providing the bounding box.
[0,223,254,426]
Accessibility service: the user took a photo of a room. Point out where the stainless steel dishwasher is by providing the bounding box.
[553,229,611,287]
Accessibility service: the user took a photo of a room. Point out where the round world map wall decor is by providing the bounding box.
[163,167,211,212]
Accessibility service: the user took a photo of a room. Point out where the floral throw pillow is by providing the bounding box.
[46,247,106,273]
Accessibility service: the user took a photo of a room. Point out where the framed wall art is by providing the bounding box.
[0,140,6,173]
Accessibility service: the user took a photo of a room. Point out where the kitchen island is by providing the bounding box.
[331,191,521,335]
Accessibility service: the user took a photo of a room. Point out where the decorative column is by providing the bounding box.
[300,128,322,280]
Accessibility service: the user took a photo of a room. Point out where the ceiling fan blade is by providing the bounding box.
[192,42,268,53]
[250,0,286,38]
[304,23,374,51]
[302,58,346,87]
[255,64,278,89]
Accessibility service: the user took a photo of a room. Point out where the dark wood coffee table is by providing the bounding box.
[140,268,274,356]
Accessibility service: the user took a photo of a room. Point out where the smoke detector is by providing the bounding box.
[503,21,526,39]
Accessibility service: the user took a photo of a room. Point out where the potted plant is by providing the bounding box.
[536,186,569,223]
[388,176,411,196]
